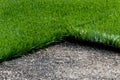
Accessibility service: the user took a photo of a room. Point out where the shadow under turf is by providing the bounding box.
[1,37,120,63]
[65,36,120,53]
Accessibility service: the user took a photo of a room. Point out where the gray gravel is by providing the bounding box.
[0,41,120,80]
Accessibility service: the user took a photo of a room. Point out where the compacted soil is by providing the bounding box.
[0,41,120,80]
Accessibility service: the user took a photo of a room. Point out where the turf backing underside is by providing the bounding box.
[0,0,120,62]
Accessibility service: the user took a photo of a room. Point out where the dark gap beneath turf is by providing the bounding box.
[1,37,120,63]
[65,36,120,53]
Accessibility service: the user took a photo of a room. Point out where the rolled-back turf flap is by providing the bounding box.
[0,0,120,61]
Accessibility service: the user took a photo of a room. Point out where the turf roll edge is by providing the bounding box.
[0,0,120,62]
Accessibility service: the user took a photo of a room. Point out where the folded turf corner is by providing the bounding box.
[0,0,120,62]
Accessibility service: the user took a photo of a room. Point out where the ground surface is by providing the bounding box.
[0,41,120,80]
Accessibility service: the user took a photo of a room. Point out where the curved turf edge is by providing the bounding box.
[0,0,120,62]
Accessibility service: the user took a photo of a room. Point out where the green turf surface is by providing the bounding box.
[0,0,120,62]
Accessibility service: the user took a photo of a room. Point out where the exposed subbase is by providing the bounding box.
[0,0,120,62]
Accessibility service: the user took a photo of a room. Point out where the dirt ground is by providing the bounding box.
[0,41,120,80]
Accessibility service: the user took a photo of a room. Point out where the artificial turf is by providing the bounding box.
[0,0,120,62]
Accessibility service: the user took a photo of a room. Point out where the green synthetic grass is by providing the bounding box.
[0,0,120,62]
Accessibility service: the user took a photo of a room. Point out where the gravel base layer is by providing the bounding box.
[0,41,120,80]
